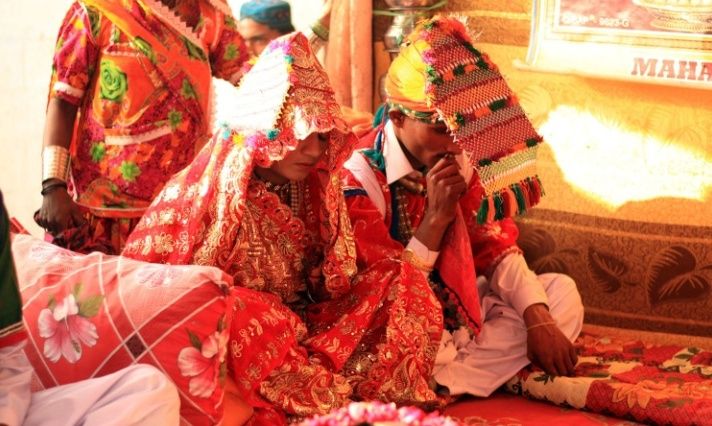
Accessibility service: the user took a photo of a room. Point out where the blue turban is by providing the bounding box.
[239,0,295,34]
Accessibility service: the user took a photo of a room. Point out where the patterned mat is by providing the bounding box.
[498,332,712,425]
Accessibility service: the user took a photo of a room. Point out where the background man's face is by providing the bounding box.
[238,18,283,57]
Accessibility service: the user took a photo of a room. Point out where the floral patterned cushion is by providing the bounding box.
[11,234,235,426]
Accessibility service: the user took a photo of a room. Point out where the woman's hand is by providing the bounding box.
[35,184,86,234]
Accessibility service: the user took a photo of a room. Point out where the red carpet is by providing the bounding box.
[445,393,642,425]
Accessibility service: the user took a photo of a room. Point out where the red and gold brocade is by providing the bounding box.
[223,180,444,421]
[341,128,522,331]
[125,154,444,423]
[123,33,444,424]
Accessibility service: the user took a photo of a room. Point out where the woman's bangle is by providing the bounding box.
[41,181,68,196]
[402,248,434,273]
[311,20,329,41]
[526,321,557,332]
[42,145,71,183]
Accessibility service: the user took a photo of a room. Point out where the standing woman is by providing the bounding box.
[124,33,444,424]
[36,0,249,254]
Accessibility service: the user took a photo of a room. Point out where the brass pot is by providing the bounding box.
[384,0,440,8]
[384,14,421,53]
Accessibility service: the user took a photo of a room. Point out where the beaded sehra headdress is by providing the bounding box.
[385,16,544,224]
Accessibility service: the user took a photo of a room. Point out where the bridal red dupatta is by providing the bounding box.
[124,33,444,424]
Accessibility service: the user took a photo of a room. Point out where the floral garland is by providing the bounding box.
[296,401,463,426]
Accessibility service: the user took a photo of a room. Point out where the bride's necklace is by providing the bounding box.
[263,179,303,216]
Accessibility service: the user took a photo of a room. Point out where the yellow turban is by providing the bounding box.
[385,38,437,121]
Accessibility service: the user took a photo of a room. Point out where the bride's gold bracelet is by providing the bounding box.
[402,248,434,273]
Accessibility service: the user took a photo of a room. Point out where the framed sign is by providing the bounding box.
[522,0,712,89]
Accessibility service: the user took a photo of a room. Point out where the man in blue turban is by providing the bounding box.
[239,0,296,56]
[239,0,332,57]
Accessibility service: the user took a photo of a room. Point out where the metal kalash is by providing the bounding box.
[374,0,448,102]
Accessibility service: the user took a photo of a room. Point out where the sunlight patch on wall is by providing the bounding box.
[540,106,712,210]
